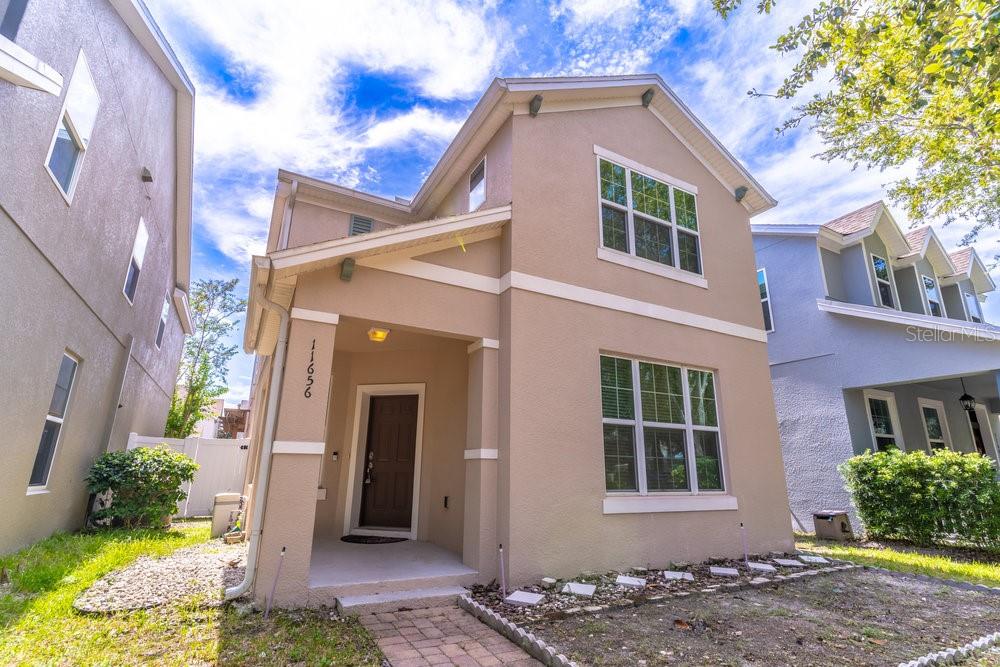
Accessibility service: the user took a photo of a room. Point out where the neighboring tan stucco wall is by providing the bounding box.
[285,201,399,249]
[0,0,185,554]
[433,117,513,219]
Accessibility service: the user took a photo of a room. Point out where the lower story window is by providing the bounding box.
[29,353,79,488]
[863,389,902,452]
[600,355,724,494]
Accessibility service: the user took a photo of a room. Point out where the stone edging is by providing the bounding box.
[458,595,578,667]
[897,631,1000,667]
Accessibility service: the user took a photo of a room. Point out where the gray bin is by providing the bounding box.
[813,510,854,541]
[212,492,243,538]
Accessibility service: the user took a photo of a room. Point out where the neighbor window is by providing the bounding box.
[600,355,723,494]
[757,268,773,332]
[965,292,982,323]
[155,295,170,348]
[1,0,28,41]
[871,254,895,308]
[349,215,373,236]
[918,398,951,451]
[469,158,485,211]
[29,353,78,488]
[122,217,148,303]
[45,50,100,201]
[864,390,902,452]
[922,275,943,317]
[598,157,701,275]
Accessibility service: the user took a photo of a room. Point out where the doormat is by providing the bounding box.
[341,535,408,545]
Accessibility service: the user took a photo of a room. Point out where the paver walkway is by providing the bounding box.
[359,604,541,666]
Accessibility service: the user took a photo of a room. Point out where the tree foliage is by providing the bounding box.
[87,446,199,528]
[164,279,246,438]
[840,449,1000,546]
[714,0,1000,240]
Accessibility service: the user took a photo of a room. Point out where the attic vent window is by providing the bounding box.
[349,215,373,236]
[469,159,486,212]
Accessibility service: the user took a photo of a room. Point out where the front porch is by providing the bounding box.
[254,312,500,608]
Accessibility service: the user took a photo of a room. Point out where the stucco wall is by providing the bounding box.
[433,116,513,219]
[820,247,844,301]
[894,266,923,313]
[841,243,875,306]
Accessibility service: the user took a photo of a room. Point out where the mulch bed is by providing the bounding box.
[470,553,836,624]
[528,568,1000,666]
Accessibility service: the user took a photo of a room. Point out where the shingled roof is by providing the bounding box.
[823,201,883,235]
[950,247,975,274]
[903,226,931,254]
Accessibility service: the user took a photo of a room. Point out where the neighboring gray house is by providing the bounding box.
[0,0,194,553]
[753,201,1000,532]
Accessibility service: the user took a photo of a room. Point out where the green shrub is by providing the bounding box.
[86,446,199,528]
[840,449,1000,546]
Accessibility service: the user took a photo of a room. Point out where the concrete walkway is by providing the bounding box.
[360,605,541,666]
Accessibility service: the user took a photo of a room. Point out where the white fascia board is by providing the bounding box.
[172,287,193,334]
[816,298,1000,341]
[750,224,822,237]
[0,35,62,95]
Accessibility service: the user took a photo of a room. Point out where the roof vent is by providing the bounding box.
[528,94,543,117]
[141,167,153,183]
[641,88,654,107]
[734,186,748,202]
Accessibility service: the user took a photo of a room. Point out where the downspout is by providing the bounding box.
[225,277,289,601]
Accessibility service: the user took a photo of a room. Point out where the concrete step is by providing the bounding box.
[335,585,467,615]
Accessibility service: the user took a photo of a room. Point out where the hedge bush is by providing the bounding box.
[86,446,199,528]
[840,449,1000,546]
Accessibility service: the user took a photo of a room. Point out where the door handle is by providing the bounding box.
[364,460,374,485]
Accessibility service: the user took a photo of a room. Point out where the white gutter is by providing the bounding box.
[225,278,289,601]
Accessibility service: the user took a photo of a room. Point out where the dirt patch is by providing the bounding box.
[529,569,1000,666]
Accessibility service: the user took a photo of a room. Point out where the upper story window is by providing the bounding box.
[349,215,373,236]
[599,157,701,275]
[45,51,100,202]
[600,354,724,495]
[0,0,27,40]
[29,352,78,489]
[469,158,485,212]
[965,291,982,323]
[155,295,170,348]
[870,254,895,308]
[922,275,943,317]
[123,218,148,303]
[757,268,773,332]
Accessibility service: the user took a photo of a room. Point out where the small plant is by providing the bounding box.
[86,446,199,528]
[840,449,1000,547]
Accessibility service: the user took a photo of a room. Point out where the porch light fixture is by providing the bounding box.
[959,378,976,412]
[367,327,390,343]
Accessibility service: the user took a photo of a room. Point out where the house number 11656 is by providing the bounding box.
[304,338,316,398]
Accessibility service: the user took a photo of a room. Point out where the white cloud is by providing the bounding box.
[551,0,640,30]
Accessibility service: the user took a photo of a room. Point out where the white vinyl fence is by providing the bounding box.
[127,433,249,517]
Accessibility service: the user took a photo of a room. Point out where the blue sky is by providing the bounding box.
[144,0,999,403]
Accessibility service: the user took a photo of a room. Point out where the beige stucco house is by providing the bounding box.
[0,0,193,553]
[236,75,794,610]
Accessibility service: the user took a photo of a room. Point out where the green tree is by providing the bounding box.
[714,0,1000,241]
[164,279,246,438]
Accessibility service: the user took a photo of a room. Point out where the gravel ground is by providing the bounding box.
[74,538,247,613]
[471,553,835,624]
[530,568,1000,666]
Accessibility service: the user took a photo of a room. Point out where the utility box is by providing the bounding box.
[212,492,243,539]
[813,510,854,541]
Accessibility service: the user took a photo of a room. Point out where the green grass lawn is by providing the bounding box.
[797,534,1000,588]
[0,520,381,666]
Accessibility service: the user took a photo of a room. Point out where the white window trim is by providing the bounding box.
[28,352,79,491]
[0,34,62,95]
[596,247,708,288]
[965,291,983,323]
[594,149,703,278]
[43,50,100,204]
[917,397,952,452]
[122,218,148,305]
[966,402,1000,460]
[601,354,727,499]
[920,273,944,318]
[758,267,774,333]
[862,388,904,451]
[155,293,170,349]
[468,155,486,213]
[869,252,899,310]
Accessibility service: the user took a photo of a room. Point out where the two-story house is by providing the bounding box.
[0,0,194,553]
[235,74,794,610]
[753,201,999,532]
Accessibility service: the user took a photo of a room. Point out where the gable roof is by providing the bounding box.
[950,247,974,274]
[903,226,931,254]
[824,201,883,235]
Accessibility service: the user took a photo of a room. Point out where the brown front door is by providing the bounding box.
[360,394,418,529]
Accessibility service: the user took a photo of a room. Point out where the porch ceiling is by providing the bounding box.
[868,371,1000,402]
[333,316,474,353]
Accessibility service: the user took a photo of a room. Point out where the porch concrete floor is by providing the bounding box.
[309,537,476,589]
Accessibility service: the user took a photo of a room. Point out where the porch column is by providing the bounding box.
[256,308,338,606]
[463,338,499,580]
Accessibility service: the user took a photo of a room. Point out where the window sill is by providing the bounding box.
[0,35,62,95]
[603,493,737,514]
[597,247,708,289]
[26,487,50,496]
